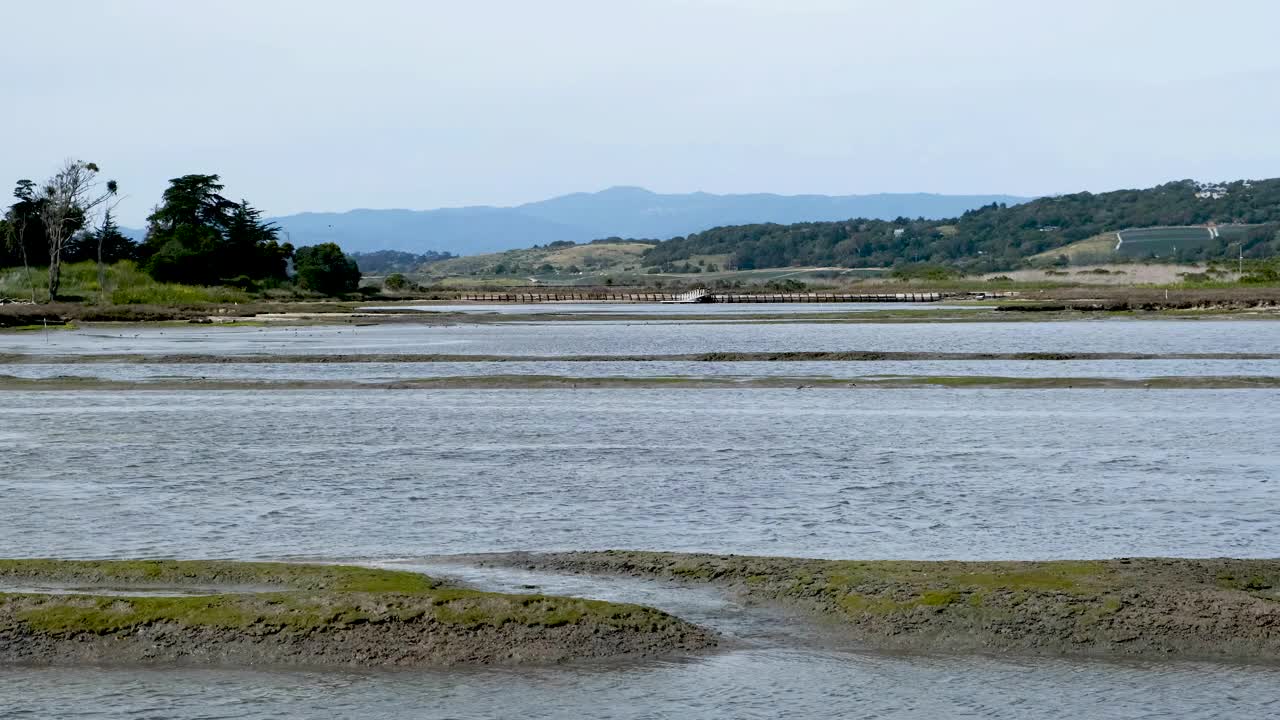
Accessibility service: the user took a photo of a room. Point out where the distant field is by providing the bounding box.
[1115,225,1251,258]
[1029,234,1118,264]
[1032,225,1255,265]
[422,242,652,279]
[980,263,1223,285]
[541,243,652,269]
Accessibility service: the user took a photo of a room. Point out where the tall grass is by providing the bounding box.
[0,261,251,304]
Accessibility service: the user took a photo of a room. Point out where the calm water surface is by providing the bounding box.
[4,318,1279,356]
[3,388,1276,560]
[7,358,1280,382]
[4,653,1279,720]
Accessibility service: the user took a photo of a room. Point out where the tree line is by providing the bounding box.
[2,163,360,301]
[641,179,1280,272]
[349,249,454,274]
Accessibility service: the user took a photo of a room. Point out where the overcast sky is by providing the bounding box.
[3,0,1278,225]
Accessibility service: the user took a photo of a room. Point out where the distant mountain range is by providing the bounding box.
[211,187,1028,256]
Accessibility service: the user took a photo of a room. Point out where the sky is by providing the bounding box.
[3,0,1279,225]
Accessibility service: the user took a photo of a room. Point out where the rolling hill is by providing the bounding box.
[255,187,1030,255]
[421,240,656,279]
[410,239,883,287]
[638,179,1280,272]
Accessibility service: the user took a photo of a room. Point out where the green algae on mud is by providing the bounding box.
[471,552,1280,661]
[0,559,715,667]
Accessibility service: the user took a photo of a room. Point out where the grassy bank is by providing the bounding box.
[0,559,714,667]
[0,261,253,305]
[474,552,1280,661]
[0,300,371,328]
[4,275,1280,330]
[0,261,379,327]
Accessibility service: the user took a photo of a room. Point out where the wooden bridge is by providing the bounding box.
[661,289,713,303]
[713,292,941,302]
[457,291,943,303]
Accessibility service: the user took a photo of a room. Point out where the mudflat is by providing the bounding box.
[0,560,715,667]
[469,552,1280,661]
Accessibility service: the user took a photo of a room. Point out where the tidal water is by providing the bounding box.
[4,317,1280,718]
[6,654,1279,720]
[7,358,1280,383]
[4,317,1279,356]
[2,388,1277,561]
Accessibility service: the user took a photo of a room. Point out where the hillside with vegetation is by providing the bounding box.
[349,250,454,274]
[418,238,659,281]
[268,187,1029,255]
[641,179,1280,272]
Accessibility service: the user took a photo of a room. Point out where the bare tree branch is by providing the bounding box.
[96,188,124,304]
[37,160,117,302]
[3,192,38,303]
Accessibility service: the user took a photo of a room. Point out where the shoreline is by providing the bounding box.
[4,555,1278,667]
[461,552,1280,663]
[0,560,715,668]
[5,294,1280,330]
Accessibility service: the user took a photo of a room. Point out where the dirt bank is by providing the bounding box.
[1012,286,1280,308]
[0,560,714,668]
[467,552,1280,661]
[0,302,351,325]
[5,293,1280,331]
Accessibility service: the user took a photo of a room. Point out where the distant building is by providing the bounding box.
[1194,181,1228,200]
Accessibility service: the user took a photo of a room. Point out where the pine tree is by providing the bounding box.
[141,174,292,284]
[96,210,136,264]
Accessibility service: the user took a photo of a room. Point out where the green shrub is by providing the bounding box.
[223,275,258,291]
[764,278,807,292]
[111,283,249,305]
[1240,259,1280,284]
[1,260,250,304]
[890,263,962,281]
[294,243,361,296]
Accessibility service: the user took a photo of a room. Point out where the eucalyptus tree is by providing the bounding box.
[3,180,43,302]
[36,160,117,301]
